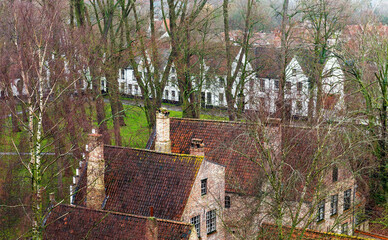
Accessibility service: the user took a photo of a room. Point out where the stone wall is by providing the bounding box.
[181,159,225,240]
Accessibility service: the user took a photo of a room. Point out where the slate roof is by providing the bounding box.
[148,118,275,194]
[44,204,193,240]
[74,146,203,221]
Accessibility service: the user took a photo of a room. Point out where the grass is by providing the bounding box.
[106,104,227,148]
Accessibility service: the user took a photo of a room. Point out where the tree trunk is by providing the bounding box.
[90,66,111,145]
[105,67,122,146]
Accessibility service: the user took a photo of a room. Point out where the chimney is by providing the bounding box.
[86,129,105,209]
[145,217,158,240]
[155,109,171,153]
[190,138,205,156]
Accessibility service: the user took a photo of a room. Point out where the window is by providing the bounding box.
[219,93,224,105]
[206,210,216,234]
[207,92,212,105]
[121,69,125,79]
[286,81,291,94]
[128,84,132,94]
[120,82,125,91]
[206,79,211,88]
[297,82,303,92]
[201,179,207,196]
[260,79,265,92]
[225,196,231,209]
[135,85,138,95]
[172,90,176,99]
[296,101,302,111]
[171,76,176,87]
[317,200,325,222]
[219,77,224,87]
[344,189,351,211]
[332,166,338,182]
[165,90,169,99]
[274,80,279,90]
[341,223,348,235]
[191,215,201,238]
[171,67,176,73]
[331,194,338,216]
[292,68,297,76]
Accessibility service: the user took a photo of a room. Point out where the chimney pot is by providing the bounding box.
[190,138,205,156]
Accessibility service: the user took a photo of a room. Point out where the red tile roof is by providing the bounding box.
[44,204,193,240]
[149,118,280,194]
[261,223,369,239]
[74,146,203,221]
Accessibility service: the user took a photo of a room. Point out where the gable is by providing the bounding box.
[74,146,203,221]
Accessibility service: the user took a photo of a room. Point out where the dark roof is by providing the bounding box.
[149,118,279,194]
[74,146,203,221]
[44,204,193,240]
[254,46,282,78]
[254,46,295,79]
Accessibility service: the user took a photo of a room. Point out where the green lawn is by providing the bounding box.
[105,104,227,148]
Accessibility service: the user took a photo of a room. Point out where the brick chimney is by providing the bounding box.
[155,109,171,153]
[86,129,105,209]
[190,138,205,156]
[145,217,158,240]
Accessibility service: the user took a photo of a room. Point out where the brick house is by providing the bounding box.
[147,113,367,238]
[47,111,225,239]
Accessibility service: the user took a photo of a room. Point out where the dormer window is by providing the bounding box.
[292,68,297,76]
[201,179,207,196]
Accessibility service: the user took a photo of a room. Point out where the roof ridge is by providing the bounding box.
[171,117,281,125]
[104,145,204,160]
[61,204,192,226]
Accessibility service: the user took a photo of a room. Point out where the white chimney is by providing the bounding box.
[155,109,171,153]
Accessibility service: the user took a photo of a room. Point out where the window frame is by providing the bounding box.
[219,93,224,106]
[341,222,348,235]
[317,200,325,222]
[286,81,291,94]
[274,80,279,90]
[297,82,303,92]
[190,215,201,238]
[260,79,266,92]
[331,194,338,216]
[344,189,351,211]
[207,92,212,105]
[206,210,216,234]
[201,179,207,196]
[225,196,231,209]
[332,166,338,182]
